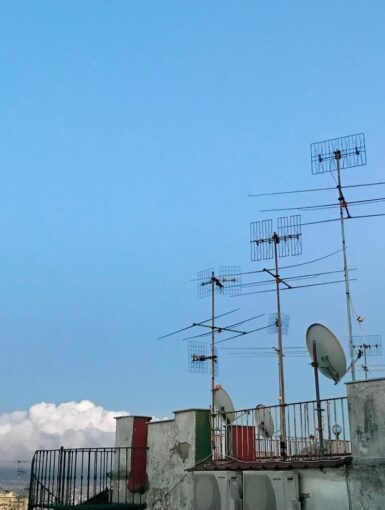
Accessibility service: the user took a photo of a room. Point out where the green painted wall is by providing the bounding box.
[194,410,211,464]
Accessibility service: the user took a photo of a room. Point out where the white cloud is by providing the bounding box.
[0,401,128,460]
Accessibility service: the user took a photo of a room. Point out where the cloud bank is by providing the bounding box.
[0,401,128,460]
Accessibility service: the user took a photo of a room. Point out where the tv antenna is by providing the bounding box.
[268,312,289,336]
[223,345,307,359]
[249,214,302,456]
[248,134,385,382]
[198,267,242,455]
[158,268,266,456]
[310,133,367,381]
[187,339,218,374]
[353,335,382,380]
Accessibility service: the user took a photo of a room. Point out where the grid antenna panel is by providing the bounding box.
[188,340,218,374]
[218,266,242,295]
[197,268,214,298]
[250,219,273,261]
[311,133,367,175]
[353,335,382,357]
[277,215,302,257]
[267,313,290,336]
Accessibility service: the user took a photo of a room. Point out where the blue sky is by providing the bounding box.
[1,1,385,417]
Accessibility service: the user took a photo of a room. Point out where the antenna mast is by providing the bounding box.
[197,267,241,456]
[250,215,302,456]
[311,133,367,381]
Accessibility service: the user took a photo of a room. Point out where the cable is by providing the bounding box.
[240,268,356,289]
[302,212,385,227]
[260,197,385,213]
[248,181,385,198]
[222,346,308,350]
[348,295,366,336]
[248,186,337,197]
[270,249,342,271]
[235,278,357,296]
[237,249,342,278]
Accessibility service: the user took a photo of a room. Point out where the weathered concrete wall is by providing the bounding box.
[146,409,210,510]
[242,466,384,510]
[345,378,385,508]
[347,464,385,510]
[298,467,349,510]
[347,377,385,462]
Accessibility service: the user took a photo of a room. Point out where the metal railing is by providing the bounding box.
[28,447,148,510]
[213,396,350,462]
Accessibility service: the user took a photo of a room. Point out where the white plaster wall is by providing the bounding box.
[113,416,134,503]
[115,416,134,448]
[146,411,197,510]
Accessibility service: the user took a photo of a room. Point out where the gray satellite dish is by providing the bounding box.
[254,405,274,438]
[214,385,235,424]
[306,323,347,383]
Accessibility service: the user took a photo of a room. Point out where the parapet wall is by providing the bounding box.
[114,409,210,510]
[346,377,385,463]
[113,378,385,509]
[146,409,210,510]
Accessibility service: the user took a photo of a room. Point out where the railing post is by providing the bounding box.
[28,452,37,510]
[57,446,65,504]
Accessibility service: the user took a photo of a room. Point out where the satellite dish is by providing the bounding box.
[214,385,235,424]
[254,405,274,438]
[306,323,347,383]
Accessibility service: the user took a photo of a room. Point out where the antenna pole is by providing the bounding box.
[335,152,355,381]
[210,272,216,457]
[273,233,286,456]
[312,340,324,453]
[363,345,368,380]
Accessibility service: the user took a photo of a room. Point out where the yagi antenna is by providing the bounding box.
[353,335,382,380]
[183,313,264,341]
[157,308,240,340]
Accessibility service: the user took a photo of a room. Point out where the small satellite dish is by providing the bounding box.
[306,323,347,384]
[254,405,274,438]
[214,385,235,424]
